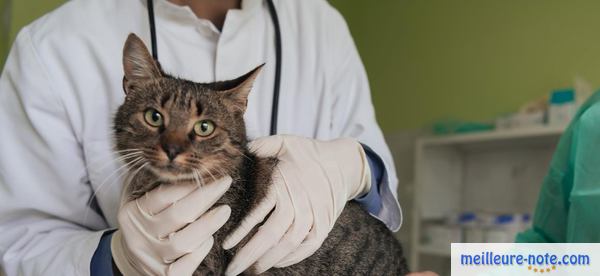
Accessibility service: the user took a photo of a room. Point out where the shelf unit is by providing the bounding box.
[410,126,565,274]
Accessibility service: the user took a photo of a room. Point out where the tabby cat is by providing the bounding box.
[113,33,409,275]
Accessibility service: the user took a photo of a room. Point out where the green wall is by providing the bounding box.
[0,0,10,67]
[0,0,65,68]
[8,0,64,43]
[330,0,600,131]
[4,1,600,132]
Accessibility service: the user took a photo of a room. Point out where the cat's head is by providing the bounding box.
[113,33,263,183]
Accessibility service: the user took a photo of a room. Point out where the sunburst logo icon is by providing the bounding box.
[528,265,557,273]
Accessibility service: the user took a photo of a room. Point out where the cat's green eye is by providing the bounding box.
[144,109,164,127]
[194,120,215,137]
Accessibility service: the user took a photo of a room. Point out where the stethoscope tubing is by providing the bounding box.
[145,0,282,136]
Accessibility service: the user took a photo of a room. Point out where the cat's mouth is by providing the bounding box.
[153,160,189,173]
[122,149,213,183]
[163,162,179,170]
[148,163,196,181]
[142,153,193,179]
[147,150,193,173]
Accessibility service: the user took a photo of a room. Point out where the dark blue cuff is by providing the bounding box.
[91,230,116,276]
[355,144,384,214]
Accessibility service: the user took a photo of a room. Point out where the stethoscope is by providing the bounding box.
[146,0,282,136]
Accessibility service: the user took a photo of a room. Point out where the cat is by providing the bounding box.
[113,33,409,275]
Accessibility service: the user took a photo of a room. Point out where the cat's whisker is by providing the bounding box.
[183,158,199,165]
[113,152,144,162]
[142,156,162,162]
[129,162,149,184]
[109,150,145,160]
[91,157,146,208]
[229,147,253,162]
[192,169,202,189]
[78,151,144,214]
[83,156,145,222]
[200,171,206,187]
[85,156,143,206]
[198,165,217,184]
[125,162,150,196]
[112,147,154,161]
[89,156,143,195]
[216,167,231,179]
[89,152,143,176]
[77,150,143,178]
[113,148,143,154]
[84,152,142,175]
[199,169,206,186]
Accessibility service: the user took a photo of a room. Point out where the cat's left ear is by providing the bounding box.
[122,33,162,94]
[221,64,265,112]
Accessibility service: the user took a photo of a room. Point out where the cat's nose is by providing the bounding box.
[162,144,183,161]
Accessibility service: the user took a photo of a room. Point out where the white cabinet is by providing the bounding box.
[410,126,564,273]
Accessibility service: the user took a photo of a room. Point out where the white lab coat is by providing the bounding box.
[0,0,401,275]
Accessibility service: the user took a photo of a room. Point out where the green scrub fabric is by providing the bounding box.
[517,91,600,242]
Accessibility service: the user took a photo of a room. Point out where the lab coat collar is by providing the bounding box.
[141,0,263,30]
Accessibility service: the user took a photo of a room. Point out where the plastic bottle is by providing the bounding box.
[548,88,576,126]
[459,212,485,243]
[484,214,521,243]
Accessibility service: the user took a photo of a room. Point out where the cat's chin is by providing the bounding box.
[148,166,197,183]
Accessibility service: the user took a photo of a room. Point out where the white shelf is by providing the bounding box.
[418,125,565,147]
[411,124,565,271]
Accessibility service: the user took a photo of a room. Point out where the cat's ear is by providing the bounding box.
[221,64,265,112]
[122,33,161,94]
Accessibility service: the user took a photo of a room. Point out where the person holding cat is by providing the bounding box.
[0,0,436,275]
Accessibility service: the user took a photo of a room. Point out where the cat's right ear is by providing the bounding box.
[220,64,265,113]
[122,33,161,94]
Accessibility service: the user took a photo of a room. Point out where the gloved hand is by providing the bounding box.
[111,176,232,276]
[223,135,372,275]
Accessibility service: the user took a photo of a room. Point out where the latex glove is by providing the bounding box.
[111,176,232,276]
[223,135,371,275]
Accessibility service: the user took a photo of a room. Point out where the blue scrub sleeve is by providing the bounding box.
[91,230,116,276]
[355,144,385,215]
